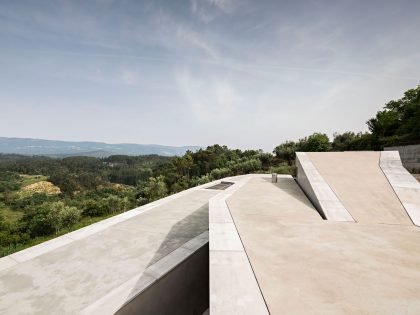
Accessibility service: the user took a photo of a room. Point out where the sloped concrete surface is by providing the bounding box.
[226,175,420,315]
[305,151,411,225]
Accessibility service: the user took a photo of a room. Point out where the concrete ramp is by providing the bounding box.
[297,151,416,226]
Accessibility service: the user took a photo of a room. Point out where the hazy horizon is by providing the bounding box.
[1,0,419,151]
[0,135,202,148]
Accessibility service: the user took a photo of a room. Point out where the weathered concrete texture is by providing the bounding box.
[296,152,354,221]
[307,151,411,225]
[227,176,420,315]
[0,188,218,315]
[385,144,420,171]
[209,176,269,315]
[380,151,420,226]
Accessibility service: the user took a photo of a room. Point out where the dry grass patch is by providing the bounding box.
[21,181,61,196]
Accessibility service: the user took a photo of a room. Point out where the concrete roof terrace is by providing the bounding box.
[213,175,420,314]
[0,180,222,314]
[1,151,420,314]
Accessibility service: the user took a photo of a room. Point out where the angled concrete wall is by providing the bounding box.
[380,151,420,227]
[115,242,209,315]
[385,144,420,171]
[295,152,354,222]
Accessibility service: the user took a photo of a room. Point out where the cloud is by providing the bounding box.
[176,26,219,59]
[1,0,420,150]
[121,70,138,86]
[175,70,241,123]
[190,0,240,22]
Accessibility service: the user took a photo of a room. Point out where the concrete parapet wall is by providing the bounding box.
[385,144,420,171]
[81,232,210,314]
[209,175,269,315]
[380,151,420,227]
[295,152,354,222]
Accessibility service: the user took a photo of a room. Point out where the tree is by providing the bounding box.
[0,213,5,231]
[367,110,400,138]
[22,206,55,237]
[332,132,357,151]
[104,195,122,214]
[273,141,298,165]
[60,205,81,229]
[82,199,106,217]
[46,202,81,234]
[367,85,420,144]
[258,153,274,169]
[144,176,168,201]
[300,133,331,152]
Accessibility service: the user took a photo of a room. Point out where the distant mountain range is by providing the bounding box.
[0,137,201,157]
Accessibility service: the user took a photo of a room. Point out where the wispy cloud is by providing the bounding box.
[0,0,419,150]
[176,69,241,122]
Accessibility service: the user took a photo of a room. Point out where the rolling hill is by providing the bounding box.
[0,137,200,157]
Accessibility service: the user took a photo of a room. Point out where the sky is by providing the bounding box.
[0,0,419,151]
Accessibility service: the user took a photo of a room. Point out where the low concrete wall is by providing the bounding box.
[116,244,209,315]
[385,144,420,171]
[380,151,420,227]
[209,176,269,315]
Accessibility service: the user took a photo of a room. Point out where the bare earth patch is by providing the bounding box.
[21,181,61,195]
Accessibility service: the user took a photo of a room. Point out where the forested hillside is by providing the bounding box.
[0,147,290,256]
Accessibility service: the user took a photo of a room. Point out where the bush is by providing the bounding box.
[82,199,107,217]
[47,201,81,233]
[269,165,297,176]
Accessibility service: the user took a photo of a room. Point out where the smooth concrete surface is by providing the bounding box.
[306,151,411,225]
[228,175,322,224]
[296,152,354,221]
[209,175,269,315]
[82,232,209,314]
[227,176,420,315]
[380,151,420,226]
[0,181,221,315]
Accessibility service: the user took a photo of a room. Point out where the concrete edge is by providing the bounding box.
[209,175,270,315]
[380,151,420,227]
[295,152,354,222]
[80,231,210,315]
[0,178,227,272]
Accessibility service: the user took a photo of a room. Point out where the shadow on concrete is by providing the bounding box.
[261,177,320,211]
[146,204,208,267]
[116,204,210,315]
